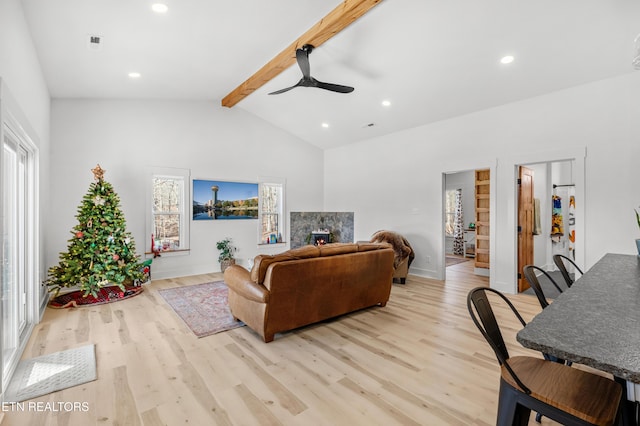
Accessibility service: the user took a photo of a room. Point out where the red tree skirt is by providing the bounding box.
[48,285,144,309]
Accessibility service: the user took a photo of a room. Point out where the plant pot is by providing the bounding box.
[220,258,236,273]
[636,239,640,256]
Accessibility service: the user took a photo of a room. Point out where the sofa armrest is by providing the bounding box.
[393,256,409,284]
[224,265,269,303]
[394,256,409,276]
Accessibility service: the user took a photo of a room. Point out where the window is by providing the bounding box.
[146,167,190,256]
[444,189,457,236]
[1,97,38,390]
[259,178,285,244]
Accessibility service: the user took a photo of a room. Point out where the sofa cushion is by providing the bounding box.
[287,245,321,258]
[250,243,391,284]
[357,242,391,252]
[318,243,358,257]
[251,245,320,284]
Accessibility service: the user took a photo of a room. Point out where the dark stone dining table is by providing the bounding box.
[517,253,640,383]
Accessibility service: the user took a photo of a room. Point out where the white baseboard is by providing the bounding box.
[407,267,439,280]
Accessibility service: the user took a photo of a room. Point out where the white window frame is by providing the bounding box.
[258,177,286,246]
[444,189,457,236]
[0,82,39,394]
[145,167,190,257]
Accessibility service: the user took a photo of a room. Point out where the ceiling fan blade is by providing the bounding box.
[296,47,311,79]
[268,78,305,95]
[315,80,354,93]
[268,85,297,95]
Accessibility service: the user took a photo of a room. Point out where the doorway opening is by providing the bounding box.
[443,169,491,280]
[516,160,577,293]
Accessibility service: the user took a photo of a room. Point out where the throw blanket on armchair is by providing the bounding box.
[370,230,415,268]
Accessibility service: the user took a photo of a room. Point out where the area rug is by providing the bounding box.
[158,281,245,338]
[4,344,97,402]
[48,285,144,308]
[446,256,469,267]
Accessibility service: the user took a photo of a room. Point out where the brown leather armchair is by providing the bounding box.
[370,230,414,284]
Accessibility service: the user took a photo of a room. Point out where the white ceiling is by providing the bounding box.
[21,0,640,150]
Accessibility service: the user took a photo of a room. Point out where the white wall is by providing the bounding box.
[0,0,50,142]
[49,100,324,279]
[0,0,51,302]
[324,72,640,293]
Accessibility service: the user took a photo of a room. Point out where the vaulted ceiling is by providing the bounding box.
[21,0,640,149]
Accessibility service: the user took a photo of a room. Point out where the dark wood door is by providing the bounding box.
[518,166,534,292]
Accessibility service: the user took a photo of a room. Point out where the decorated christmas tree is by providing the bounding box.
[46,165,145,297]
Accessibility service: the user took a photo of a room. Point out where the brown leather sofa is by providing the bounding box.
[223,242,395,342]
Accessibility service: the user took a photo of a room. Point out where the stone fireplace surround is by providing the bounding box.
[290,212,354,249]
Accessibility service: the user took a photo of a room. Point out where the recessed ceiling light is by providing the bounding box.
[151,3,168,13]
[321,123,330,128]
[381,100,391,107]
[128,72,141,78]
[500,55,515,64]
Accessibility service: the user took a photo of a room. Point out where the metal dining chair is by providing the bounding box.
[523,264,572,423]
[553,254,584,287]
[523,265,567,309]
[467,286,622,426]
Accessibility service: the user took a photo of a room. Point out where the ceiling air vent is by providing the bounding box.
[87,34,103,51]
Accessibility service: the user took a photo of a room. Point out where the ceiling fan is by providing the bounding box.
[268,44,355,95]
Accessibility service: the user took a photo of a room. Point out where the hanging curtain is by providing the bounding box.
[453,189,464,255]
[568,187,576,259]
[551,195,564,243]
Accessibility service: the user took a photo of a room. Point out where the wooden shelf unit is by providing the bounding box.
[474,170,490,270]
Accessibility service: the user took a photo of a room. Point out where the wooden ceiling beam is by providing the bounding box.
[221,0,383,108]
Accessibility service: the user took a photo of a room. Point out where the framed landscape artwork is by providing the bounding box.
[192,179,259,220]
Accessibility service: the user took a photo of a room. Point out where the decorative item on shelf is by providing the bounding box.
[216,237,237,272]
[468,222,475,229]
[151,234,161,258]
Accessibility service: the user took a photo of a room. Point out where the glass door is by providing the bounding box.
[2,126,32,388]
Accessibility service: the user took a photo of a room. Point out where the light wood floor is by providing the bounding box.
[2,260,565,425]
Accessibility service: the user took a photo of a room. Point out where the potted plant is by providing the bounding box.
[216,237,236,272]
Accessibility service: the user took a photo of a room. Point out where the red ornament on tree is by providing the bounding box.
[113,254,120,261]
[76,231,84,238]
